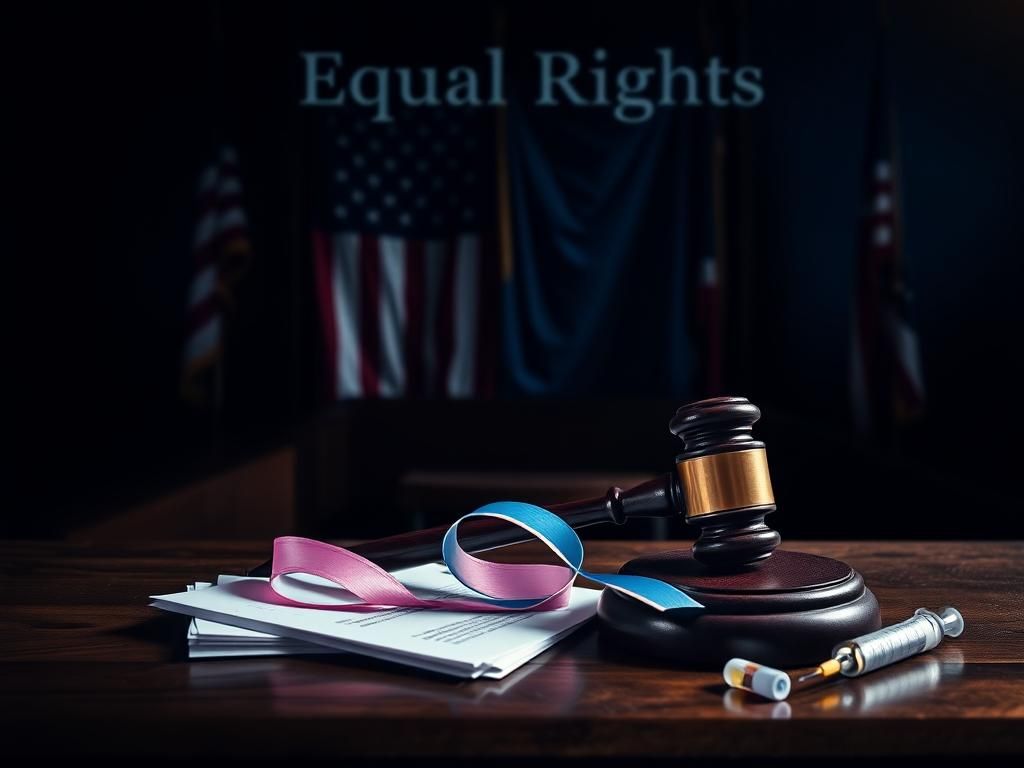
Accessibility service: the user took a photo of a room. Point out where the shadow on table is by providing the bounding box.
[108,612,191,661]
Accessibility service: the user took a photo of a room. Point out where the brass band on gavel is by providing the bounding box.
[676,448,775,519]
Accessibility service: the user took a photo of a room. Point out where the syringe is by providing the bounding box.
[800,606,964,684]
[723,607,964,701]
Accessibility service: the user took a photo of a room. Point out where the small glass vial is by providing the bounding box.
[723,658,792,701]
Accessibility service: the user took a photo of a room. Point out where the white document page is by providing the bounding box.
[152,563,599,679]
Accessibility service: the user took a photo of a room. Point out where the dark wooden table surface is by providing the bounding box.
[1,539,1021,761]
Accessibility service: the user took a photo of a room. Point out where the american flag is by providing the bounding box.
[181,146,251,404]
[851,73,925,434]
[312,109,494,399]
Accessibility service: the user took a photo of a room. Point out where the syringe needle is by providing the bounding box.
[796,657,845,684]
[796,668,822,683]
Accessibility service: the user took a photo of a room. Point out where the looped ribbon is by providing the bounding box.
[270,501,703,613]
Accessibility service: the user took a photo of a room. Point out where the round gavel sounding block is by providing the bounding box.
[597,397,881,668]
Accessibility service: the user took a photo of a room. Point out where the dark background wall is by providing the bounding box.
[749,0,1024,419]
[746,1,1024,538]
[9,1,1024,540]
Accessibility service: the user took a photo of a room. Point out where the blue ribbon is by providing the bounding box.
[441,501,704,612]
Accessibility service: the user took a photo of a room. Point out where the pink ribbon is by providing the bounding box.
[269,536,572,612]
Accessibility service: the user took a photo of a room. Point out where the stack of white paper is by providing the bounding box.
[186,578,338,659]
[152,563,599,679]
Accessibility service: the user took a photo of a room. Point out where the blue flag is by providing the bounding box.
[502,85,702,397]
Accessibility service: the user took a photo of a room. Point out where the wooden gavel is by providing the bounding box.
[249,396,781,577]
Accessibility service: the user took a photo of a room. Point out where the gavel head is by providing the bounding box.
[670,396,781,568]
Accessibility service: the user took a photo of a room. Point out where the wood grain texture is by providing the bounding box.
[0,540,1021,759]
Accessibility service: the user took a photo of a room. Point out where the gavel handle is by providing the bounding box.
[246,472,682,577]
